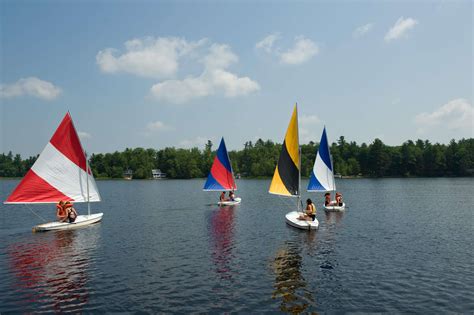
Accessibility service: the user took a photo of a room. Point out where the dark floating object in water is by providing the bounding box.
[320,263,333,269]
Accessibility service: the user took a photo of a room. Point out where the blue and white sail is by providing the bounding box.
[307,127,336,192]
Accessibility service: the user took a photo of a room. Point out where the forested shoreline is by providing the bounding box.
[1,138,473,179]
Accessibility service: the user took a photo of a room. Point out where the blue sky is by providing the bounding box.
[1,0,472,157]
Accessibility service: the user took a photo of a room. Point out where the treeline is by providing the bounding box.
[1,138,473,179]
[0,152,37,178]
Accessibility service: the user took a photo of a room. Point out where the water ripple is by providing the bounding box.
[1,178,473,313]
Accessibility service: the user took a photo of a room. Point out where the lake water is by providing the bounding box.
[1,178,473,313]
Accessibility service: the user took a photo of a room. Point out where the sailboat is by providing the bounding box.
[308,127,345,211]
[203,137,241,206]
[269,104,319,230]
[4,112,103,232]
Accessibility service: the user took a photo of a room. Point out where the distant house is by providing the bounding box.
[124,169,133,180]
[152,169,166,179]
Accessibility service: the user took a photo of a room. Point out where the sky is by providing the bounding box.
[1,0,472,157]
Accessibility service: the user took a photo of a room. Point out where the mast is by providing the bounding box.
[86,151,90,216]
[296,103,301,212]
[330,152,335,197]
[298,145,301,212]
[225,138,237,191]
[329,139,336,198]
[324,127,331,193]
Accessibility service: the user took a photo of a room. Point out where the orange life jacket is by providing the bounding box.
[57,204,66,217]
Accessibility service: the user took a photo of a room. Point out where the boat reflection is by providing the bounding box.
[272,233,317,314]
[208,205,236,280]
[324,210,344,226]
[7,227,100,312]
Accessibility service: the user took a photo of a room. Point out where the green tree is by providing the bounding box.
[4,137,473,179]
[368,139,391,177]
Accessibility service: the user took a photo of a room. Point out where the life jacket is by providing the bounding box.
[309,203,316,214]
[57,204,66,217]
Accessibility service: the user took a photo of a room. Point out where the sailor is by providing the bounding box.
[219,191,227,202]
[56,200,68,222]
[64,201,78,223]
[324,192,331,206]
[229,190,235,201]
[298,199,316,221]
[335,192,343,206]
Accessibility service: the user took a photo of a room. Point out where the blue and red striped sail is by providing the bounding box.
[203,138,237,191]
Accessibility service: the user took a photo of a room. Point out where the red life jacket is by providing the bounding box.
[57,204,66,217]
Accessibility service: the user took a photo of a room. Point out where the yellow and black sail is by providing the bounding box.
[269,104,300,196]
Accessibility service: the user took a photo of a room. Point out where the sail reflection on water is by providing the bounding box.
[272,234,317,314]
[208,205,236,280]
[7,227,100,312]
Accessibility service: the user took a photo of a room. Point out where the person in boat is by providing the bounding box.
[298,199,316,221]
[220,191,227,202]
[229,190,235,201]
[324,192,332,206]
[335,192,343,206]
[64,201,78,223]
[56,200,68,222]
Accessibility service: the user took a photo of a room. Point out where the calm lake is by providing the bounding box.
[1,178,473,313]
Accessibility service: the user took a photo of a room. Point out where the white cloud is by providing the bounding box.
[384,17,418,42]
[99,37,259,104]
[414,99,473,134]
[203,43,238,69]
[280,36,319,65]
[178,136,213,148]
[150,77,211,104]
[0,77,61,100]
[353,23,374,38]
[255,34,319,65]
[150,44,260,103]
[256,33,280,53]
[300,114,321,126]
[300,114,321,143]
[146,120,172,132]
[96,37,206,78]
[78,131,91,139]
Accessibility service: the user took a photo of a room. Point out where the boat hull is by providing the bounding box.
[33,213,103,232]
[323,203,346,212]
[218,197,241,206]
[285,211,319,230]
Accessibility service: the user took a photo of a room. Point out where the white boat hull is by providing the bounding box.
[323,203,346,212]
[218,197,241,206]
[33,213,103,232]
[285,211,319,230]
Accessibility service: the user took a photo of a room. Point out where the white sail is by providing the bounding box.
[307,127,336,192]
[5,113,101,204]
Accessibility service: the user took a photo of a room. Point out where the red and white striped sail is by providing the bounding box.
[4,113,101,204]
